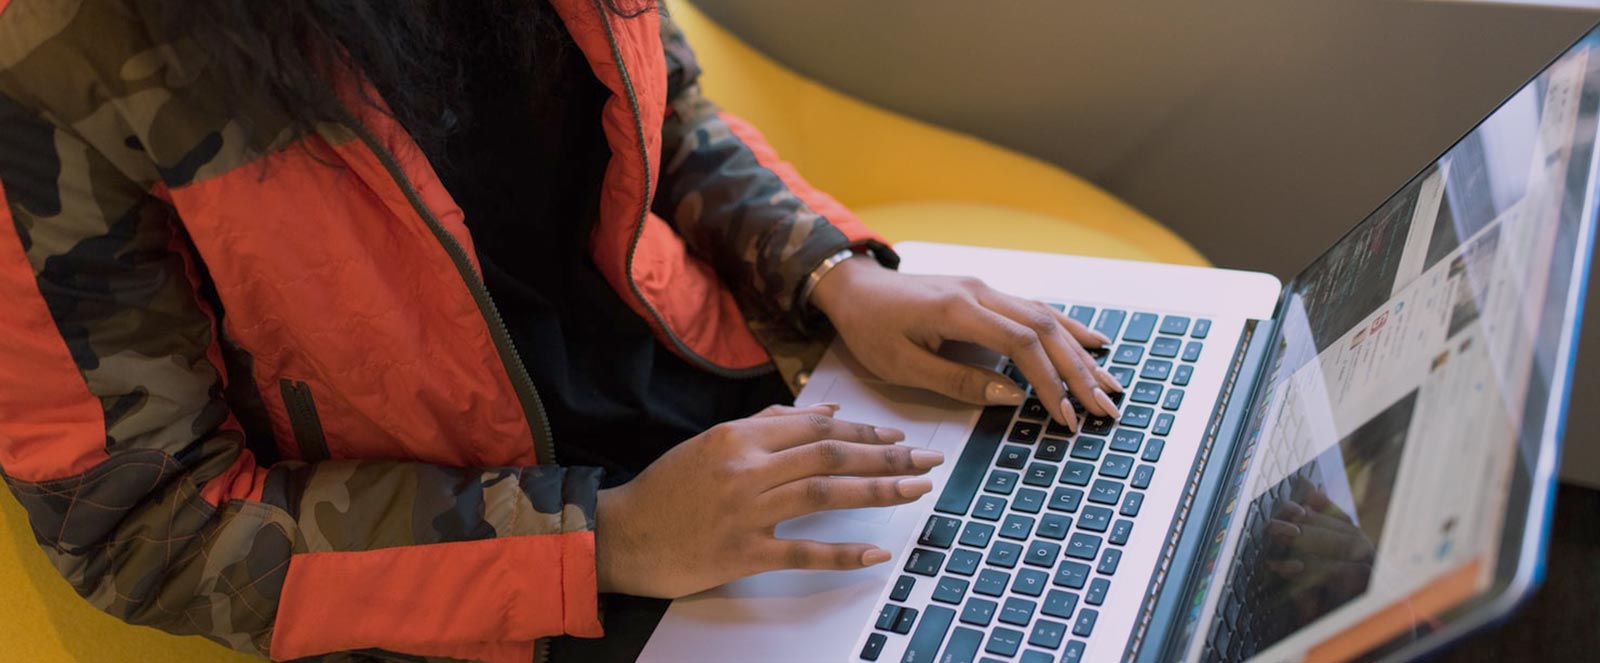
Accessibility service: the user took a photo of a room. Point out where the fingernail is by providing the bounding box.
[897,477,934,498]
[910,449,945,470]
[1267,520,1303,538]
[815,402,842,412]
[1280,502,1308,520]
[876,427,906,443]
[1059,398,1079,433]
[1092,388,1120,417]
[1092,331,1113,346]
[1099,368,1125,393]
[1267,559,1306,576]
[985,381,1026,406]
[861,549,892,566]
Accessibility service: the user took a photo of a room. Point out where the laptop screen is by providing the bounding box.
[1175,27,1600,663]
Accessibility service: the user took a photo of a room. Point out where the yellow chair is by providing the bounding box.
[0,4,1207,662]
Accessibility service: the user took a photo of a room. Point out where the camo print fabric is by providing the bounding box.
[655,8,898,377]
[0,1,600,660]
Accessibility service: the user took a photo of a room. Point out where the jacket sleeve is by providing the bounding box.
[652,9,900,335]
[0,91,600,662]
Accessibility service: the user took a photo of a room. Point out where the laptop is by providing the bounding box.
[638,24,1600,663]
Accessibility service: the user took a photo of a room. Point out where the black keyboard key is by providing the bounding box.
[997,445,1030,469]
[1029,619,1068,650]
[1024,540,1061,568]
[1098,548,1123,575]
[1130,381,1163,404]
[1078,505,1113,532]
[1132,465,1155,489]
[1023,463,1057,487]
[1007,420,1042,445]
[960,597,998,625]
[1172,364,1194,386]
[1142,438,1165,462]
[1067,305,1095,327]
[1159,315,1190,335]
[1019,398,1049,421]
[1089,479,1124,505]
[1066,533,1103,560]
[1073,609,1099,637]
[1042,589,1079,619]
[987,541,1022,568]
[860,632,887,661]
[1108,365,1135,389]
[947,549,983,576]
[935,406,1010,515]
[1121,491,1145,517]
[905,548,946,576]
[1150,336,1181,358]
[960,521,996,548]
[941,627,982,663]
[1038,513,1072,540]
[1110,519,1134,545]
[984,470,1019,495]
[894,606,919,634]
[1048,487,1083,513]
[1070,436,1105,460]
[1000,514,1035,540]
[1182,341,1203,362]
[985,627,1025,657]
[1062,640,1087,663]
[1044,417,1075,438]
[900,605,952,663]
[974,569,1009,596]
[1123,312,1158,343]
[1140,360,1173,381]
[1111,344,1144,365]
[891,575,916,601]
[1053,560,1091,589]
[1162,389,1184,411]
[1082,415,1115,436]
[919,515,961,549]
[1036,438,1069,462]
[1110,429,1144,453]
[1061,461,1094,486]
[1089,345,1109,367]
[1000,597,1037,626]
[1020,650,1054,663]
[1153,412,1175,435]
[1012,567,1050,596]
[973,495,1006,521]
[1093,309,1126,340]
[1100,453,1134,478]
[1086,578,1111,605]
[1013,487,1046,514]
[1192,318,1212,338]
[1120,405,1154,428]
[876,604,901,630]
[932,576,970,604]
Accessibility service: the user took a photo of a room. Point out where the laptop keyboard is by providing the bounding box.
[860,305,1211,662]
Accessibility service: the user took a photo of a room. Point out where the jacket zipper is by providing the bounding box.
[593,0,774,381]
[337,116,557,468]
[279,379,330,462]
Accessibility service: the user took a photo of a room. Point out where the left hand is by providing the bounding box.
[810,256,1124,429]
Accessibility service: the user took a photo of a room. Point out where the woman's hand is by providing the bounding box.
[811,256,1123,430]
[595,403,944,599]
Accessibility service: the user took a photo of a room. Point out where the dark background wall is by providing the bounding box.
[694,0,1600,486]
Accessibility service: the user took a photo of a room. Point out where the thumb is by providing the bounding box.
[889,346,1026,407]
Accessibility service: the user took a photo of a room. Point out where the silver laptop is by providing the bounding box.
[639,24,1600,663]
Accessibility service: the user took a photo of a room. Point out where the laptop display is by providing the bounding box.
[1176,28,1600,663]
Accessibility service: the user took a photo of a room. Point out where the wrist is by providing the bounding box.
[594,487,623,594]
[809,253,882,320]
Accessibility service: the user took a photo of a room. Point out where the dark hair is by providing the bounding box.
[160,0,650,156]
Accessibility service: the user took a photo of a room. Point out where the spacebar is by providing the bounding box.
[933,406,1013,515]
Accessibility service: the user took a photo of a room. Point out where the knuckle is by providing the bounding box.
[1004,325,1040,352]
[816,440,849,471]
[950,368,984,397]
[884,446,912,473]
[807,413,834,437]
[1024,308,1057,333]
[786,544,812,569]
[804,477,833,507]
[955,275,984,290]
[856,422,881,444]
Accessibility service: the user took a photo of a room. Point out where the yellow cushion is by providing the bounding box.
[1,6,1210,663]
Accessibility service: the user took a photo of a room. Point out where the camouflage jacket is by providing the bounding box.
[0,1,893,661]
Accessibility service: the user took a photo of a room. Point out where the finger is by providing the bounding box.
[977,293,1116,420]
[765,439,944,485]
[884,343,1026,407]
[1053,308,1113,348]
[941,302,1080,420]
[760,475,934,523]
[744,411,906,452]
[759,539,893,573]
[1268,518,1368,560]
[752,403,839,419]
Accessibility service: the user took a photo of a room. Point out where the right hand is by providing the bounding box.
[594,403,945,599]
